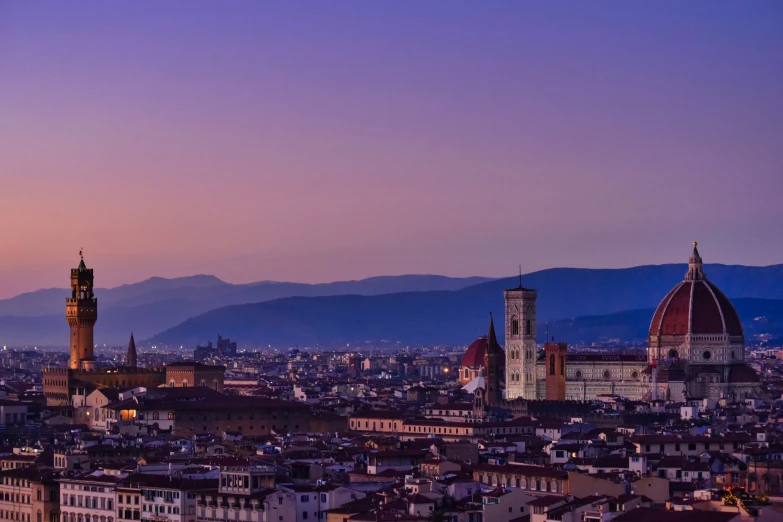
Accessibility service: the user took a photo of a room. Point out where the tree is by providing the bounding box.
[427,509,447,522]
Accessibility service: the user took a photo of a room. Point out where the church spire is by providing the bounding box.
[487,313,500,353]
[685,240,705,281]
[127,332,138,368]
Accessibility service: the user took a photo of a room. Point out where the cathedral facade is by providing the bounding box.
[461,243,762,404]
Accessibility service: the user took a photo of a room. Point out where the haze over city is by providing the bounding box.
[2,1,782,298]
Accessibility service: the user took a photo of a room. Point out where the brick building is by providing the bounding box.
[165,363,225,392]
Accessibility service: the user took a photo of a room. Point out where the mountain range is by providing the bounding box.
[3,263,783,348]
[0,275,492,346]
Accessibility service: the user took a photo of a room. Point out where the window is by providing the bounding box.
[549,355,555,375]
[560,356,564,375]
[525,319,531,335]
[167,412,174,420]
[511,317,519,336]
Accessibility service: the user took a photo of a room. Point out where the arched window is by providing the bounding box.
[169,380,175,387]
[200,380,206,387]
[168,412,174,420]
[550,355,555,375]
[511,317,519,337]
[182,380,188,388]
[464,369,469,379]
[560,356,565,375]
[152,412,159,420]
[213,379,218,390]
[525,320,531,336]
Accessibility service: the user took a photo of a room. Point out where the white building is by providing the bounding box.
[59,470,123,522]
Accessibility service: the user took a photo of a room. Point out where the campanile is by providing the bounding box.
[66,251,97,370]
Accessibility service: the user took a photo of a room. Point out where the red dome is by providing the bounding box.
[728,363,760,383]
[649,244,743,338]
[461,337,488,368]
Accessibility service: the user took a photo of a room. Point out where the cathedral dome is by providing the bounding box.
[728,363,760,383]
[649,243,743,338]
[461,337,488,368]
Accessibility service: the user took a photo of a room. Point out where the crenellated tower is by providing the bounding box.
[504,278,537,400]
[66,251,97,370]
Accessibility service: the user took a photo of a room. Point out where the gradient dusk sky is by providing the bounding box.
[1,2,782,298]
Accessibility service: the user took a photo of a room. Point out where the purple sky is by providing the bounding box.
[1,2,782,298]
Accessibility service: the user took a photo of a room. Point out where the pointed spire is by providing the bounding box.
[78,248,87,272]
[487,313,501,354]
[127,332,138,368]
[685,240,705,281]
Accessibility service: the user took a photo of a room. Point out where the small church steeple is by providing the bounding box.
[127,333,137,368]
[484,313,504,407]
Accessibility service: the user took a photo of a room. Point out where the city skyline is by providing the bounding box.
[2,1,782,297]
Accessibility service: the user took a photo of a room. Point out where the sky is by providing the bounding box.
[1,1,782,298]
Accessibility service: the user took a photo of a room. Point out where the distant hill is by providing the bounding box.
[0,274,493,345]
[147,264,783,348]
[543,298,783,345]
[4,263,783,347]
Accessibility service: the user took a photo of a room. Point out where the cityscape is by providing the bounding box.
[2,3,783,522]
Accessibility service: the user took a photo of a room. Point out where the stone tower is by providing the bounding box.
[67,251,97,370]
[504,280,537,400]
[545,342,567,400]
[484,314,504,407]
[127,333,138,368]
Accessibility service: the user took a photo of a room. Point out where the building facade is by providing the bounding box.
[165,364,225,392]
[0,467,60,522]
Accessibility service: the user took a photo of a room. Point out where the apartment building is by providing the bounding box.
[125,475,215,522]
[0,468,59,522]
[59,471,121,522]
[197,466,295,522]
